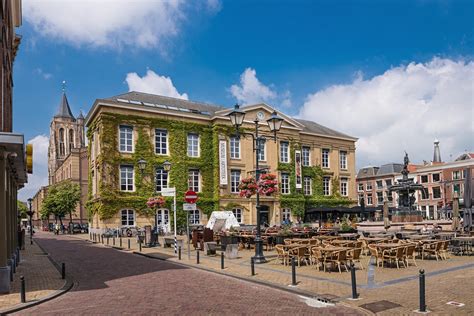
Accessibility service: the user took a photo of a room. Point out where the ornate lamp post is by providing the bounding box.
[227,104,283,263]
[26,198,34,245]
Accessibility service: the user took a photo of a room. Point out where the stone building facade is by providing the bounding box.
[86,92,357,232]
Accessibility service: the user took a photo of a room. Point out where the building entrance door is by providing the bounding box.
[260,205,269,227]
[156,209,170,234]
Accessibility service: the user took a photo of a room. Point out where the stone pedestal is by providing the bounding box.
[0,266,11,294]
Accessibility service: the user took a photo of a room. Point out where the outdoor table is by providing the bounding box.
[314,235,339,240]
[329,240,354,246]
[339,233,359,240]
[374,243,402,249]
[408,234,431,240]
[362,237,390,244]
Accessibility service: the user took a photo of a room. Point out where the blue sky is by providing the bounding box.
[16,0,473,200]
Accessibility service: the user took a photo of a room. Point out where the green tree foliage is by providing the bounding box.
[17,201,29,218]
[42,181,81,224]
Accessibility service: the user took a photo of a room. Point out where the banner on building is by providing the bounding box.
[219,140,228,185]
[295,150,302,189]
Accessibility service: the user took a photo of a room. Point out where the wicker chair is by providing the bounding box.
[382,246,406,269]
[325,250,349,273]
[422,241,442,261]
[310,247,325,270]
[404,244,417,267]
[368,245,382,267]
[275,245,289,266]
[289,246,309,267]
[438,240,449,260]
[347,248,364,270]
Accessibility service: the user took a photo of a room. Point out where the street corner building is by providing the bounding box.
[0,0,28,294]
[85,91,358,233]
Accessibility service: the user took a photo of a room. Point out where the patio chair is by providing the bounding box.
[275,245,289,266]
[347,248,364,270]
[404,244,417,267]
[438,240,449,260]
[325,250,349,273]
[289,246,310,267]
[368,244,383,267]
[449,239,463,256]
[382,247,406,269]
[422,241,442,261]
[284,239,293,245]
[310,247,325,270]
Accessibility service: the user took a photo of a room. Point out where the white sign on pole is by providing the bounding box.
[219,140,228,185]
[161,187,176,197]
[183,203,197,211]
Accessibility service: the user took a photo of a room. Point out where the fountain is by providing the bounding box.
[388,152,425,222]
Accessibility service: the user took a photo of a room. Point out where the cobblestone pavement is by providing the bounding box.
[0,240,65,312]
[14,232,362,315]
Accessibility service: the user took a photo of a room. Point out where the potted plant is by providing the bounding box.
[275,226,292,245]
[238,177,257,198]
[220,226,240,251]
[146,196,166,209]
[257,173,278,196]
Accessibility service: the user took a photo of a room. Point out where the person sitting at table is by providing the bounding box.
[433,224,442,233]
[421,224,430,234]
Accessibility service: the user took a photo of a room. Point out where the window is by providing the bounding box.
[387,192,393,202]
[385,179,392,187]
[366,182,372,191]
[257,138,265,161]
[157,209,169,226]
[322,149,330,168]
[340,178,348,196]
[91,170,96,195]
[188,169,200,192]
[155,129,168,155]
[377,192,384,205]
[432,186,441,199]
[421,188,429,200]
[339,151,347,170]
[453,184,462,195]
[358,194,364,206]
[59,128,65,156]
[452,170,461,180]
[367,193,373,205]
[420,175,429,183]
[69,129,74,151]
[280,141,289,163]
[432,173,440,182]
[302,146,311,166]
[230,170,241,193]
[358,183,364,192]
[303,177,312,195]
[232,208,243,223]
[282,208,291,222]
[120,165,134,191]
[230,136,240,159]
[121,209,135,226]
[376,180,383,189]
[281,173,290,194]
[323,176,330,196]
[155,168,168,192]
[189,209,200,225]
[119,125,133,152]
[187,133,199,157]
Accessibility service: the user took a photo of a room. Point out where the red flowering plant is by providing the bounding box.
[238,177,258,198]
[258,173,278,196]
[146,196,166,209]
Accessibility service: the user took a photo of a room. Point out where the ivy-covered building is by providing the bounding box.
[85,91,357,232]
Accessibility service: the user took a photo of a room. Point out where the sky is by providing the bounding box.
[15,0,473,201]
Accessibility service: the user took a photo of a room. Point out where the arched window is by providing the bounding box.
[59,128,65,156]
[69,129,74,151]
[121,209,135,226]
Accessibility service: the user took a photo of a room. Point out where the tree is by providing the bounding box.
[17,201,29,219]
[41,181,81,232]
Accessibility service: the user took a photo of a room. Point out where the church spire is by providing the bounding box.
[433,139,442,163]
[54,81,75,119]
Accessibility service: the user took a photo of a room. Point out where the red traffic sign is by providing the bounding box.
[185,190,198,203]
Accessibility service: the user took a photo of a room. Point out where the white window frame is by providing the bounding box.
[257,138,266,161]
[376,180,383,189]
[280,141,289,163]
[187,133,200,157]
[357,183,364,192]
[188,169,200,192]
[323,176,331,196]
[155,167,169,193]
[120,165,134,192]
[339,151,347,170]
[302,146,311,166]
[366,182,372,191]
[154,129,168,155]
[432,186,442,199]
[452,170,461,180]
[303,176,312,195]
[119,125,134,153]
[322,148,330,168]
[376,191,384,205]
[189,209,200,225]
[121,209,135,227]
[367,193,373,205]
[282,208,291,222]
[281,173,290,194]
[232,208,243,224]
[230,136,240,159]
[230,170,241,193]
[340,178,348,197]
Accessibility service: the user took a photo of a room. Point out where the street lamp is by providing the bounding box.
[227,104,283,264]
[26,198,34,245]
[137,158,147,173]
[162,160,177,254]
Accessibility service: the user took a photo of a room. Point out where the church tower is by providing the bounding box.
[433,139,442,163]
[48,90,85,184]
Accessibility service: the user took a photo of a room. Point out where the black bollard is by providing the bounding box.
[9,263,13,281]
[128,239,131,249]
[101,235,103,244]
[20,276,26,303]
[178,247,182,260]
[120,237,122,248]
[291,257,297,286]
[221,252,225,269]
[139,239,142,252]
[61,263,65,280]
[107,237,109,245]
[419,269,426,312]
[196,250,200,264]
[16,248,20,265]
[113,237,115,246]
[251,257,255,276]
[350,263,358,299]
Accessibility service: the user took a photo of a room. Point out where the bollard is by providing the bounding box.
[128,239,131,250]
[101,235,103,244]
[61,263,66,279]
[139,239,142,252]
[419,269,426,312]
[196,250,200,264]
[291,257,297,286]
[17,248,20,265]
[350,263,358,299]
[178,247,182,260]
[9,263,13,281]
[107,237,109,245]
[120,237,122,248]
[221,252,225,269]
[20,276,26,303]
[113,237,115,246]
[251,257,255,276]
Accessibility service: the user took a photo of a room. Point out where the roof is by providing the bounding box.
[455,153,474,161]
[54,93,75,119]
[357,166,379,178]
[296,119,356,140]
[104,91,224,115]
[378,163,404,175]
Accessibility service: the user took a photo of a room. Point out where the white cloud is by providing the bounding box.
[23,0,187,50]
[125,69,189,100]
[34,68,52,80]
[299,58,474,167]
[18,135,49,202]
[230,68,278,105]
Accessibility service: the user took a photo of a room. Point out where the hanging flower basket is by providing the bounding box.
[146,196,166,209]
[258,173,278,196]
[238,177,257,198]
